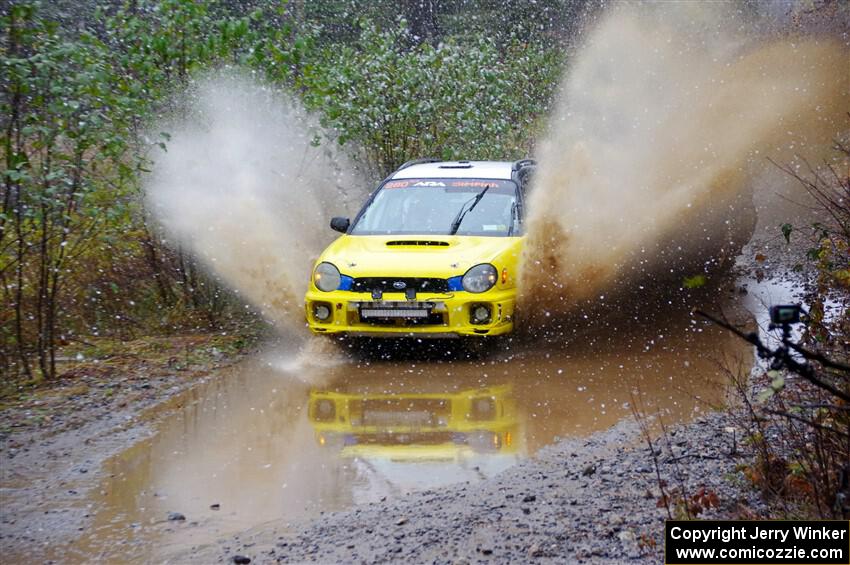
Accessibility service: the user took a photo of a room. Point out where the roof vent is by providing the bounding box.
[386,240,450,247]
[438,161,473,169]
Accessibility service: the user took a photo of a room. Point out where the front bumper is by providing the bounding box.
[304,288,516,338]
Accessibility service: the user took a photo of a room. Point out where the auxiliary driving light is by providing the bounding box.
[470,304,491,324]
[313,399,336,421]
[313,303,332,322]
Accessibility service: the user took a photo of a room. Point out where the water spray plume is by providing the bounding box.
[146,74,365,330]
[521,4,849,318]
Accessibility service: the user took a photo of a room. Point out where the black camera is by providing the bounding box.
[769,304,801,325]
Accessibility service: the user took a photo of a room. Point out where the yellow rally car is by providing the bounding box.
[305,159,535,338]
[308,385,522,461]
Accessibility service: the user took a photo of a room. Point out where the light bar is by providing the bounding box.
[360,309,429,319]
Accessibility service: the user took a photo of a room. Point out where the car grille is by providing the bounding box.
[351,277,449,293]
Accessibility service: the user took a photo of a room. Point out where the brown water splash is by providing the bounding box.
[520,3,849,318]
[146,74,365,329]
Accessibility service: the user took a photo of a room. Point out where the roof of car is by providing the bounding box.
[391,160,514,180]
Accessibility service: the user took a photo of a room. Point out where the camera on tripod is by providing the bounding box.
[769,304,801,325]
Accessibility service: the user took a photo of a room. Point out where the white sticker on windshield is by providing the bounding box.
[482,225,506,231]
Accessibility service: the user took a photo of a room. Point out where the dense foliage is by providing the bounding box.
[1,0,570,379]
[303,21,561,173]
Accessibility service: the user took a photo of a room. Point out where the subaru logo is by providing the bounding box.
[392,281,407,290]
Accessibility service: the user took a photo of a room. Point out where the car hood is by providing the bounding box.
[318,234,522,278]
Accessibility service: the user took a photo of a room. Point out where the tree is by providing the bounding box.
[2,5,136,378]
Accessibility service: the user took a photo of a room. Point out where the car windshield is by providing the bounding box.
[350,178,520,236]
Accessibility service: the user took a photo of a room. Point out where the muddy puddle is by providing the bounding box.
[54,293,764,563]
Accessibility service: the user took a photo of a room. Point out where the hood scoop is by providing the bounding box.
[386,240,450,247]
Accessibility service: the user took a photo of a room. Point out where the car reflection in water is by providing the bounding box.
[308,384,524,491]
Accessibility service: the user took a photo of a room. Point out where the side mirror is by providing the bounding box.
[330,217,350,233]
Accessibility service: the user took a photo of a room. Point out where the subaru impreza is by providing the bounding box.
[305,159,534,338]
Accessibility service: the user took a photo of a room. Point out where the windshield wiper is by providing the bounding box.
[449,184,491,235]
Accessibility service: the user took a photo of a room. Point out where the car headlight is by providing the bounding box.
[462,263,497,293]
[313,262,341,292]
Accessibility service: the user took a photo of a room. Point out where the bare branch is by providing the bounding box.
[694,309,850,404]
